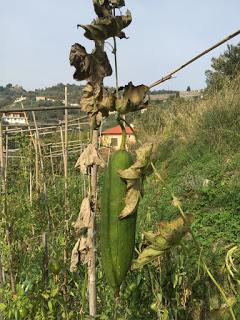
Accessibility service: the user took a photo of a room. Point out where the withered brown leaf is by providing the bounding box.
[78,10,132,41]
[116,82,149,114]
[75,144,105,174]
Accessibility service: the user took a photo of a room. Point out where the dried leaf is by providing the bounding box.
[132,215,192,270]
[98,89,116,115]
[69,43,92,81]
[70,43,112,83]
[157,216,191,246]
[132,246,164,270]
[118,144,153,218]
[74,198,92,235]
[119,186,141,219]
[172,196,181,208]
[70,239,81,272]
[143,231,170,251]
[80,83,96,113]
[93,0,111,18]
[78,10,132,41]
[118,143,153,180]
[93,0,125,18]
[110,0,125,7]
[209,297,236,320]
[70,236,92,272]
[75,144,105,174]
[116,82,149,114]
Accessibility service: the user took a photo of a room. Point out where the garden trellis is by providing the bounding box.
[0,90,90,316]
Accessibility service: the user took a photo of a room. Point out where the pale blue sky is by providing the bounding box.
[0,0,239,91]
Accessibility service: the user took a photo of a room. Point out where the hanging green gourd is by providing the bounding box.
[100,121,137,294]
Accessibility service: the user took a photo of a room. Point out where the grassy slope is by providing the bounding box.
[134,75,240,307]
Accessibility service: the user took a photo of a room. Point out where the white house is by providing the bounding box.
[2,112,27,126]
[14,96,27,103]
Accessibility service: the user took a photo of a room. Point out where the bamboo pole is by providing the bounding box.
[1,126,16,292]
[4,121,88,135]
[63,87,69,295]
[29,169,33,205]
[149,28,240,89]
[34,132,39,193]
[21,103,36,148]
[0,106,82,113]
[49,147,56,186]
[0,122,4,320]
[42,232,49,289]
[88,129,98,316]
[0,122,4,188]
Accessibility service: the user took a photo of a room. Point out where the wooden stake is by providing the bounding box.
[0,122,4,320]
[49,147,55,186]
[32,111,46,193]
[29,168,33,205]
[88,129,98,316]
[42,232,49,289]
[34,133,39,193]
[21,103,36,148]
[63,87,69,294]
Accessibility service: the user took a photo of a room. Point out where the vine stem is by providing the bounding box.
[113,8,119,98]
[113,36,119,98]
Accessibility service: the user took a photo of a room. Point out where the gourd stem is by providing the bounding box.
[118,117,126,150]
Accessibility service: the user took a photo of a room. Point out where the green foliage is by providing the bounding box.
[206,43,240,90]
[133,73,240,318]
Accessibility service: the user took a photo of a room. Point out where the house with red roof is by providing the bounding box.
[101,125,136,149]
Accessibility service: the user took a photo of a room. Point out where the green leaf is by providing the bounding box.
[0,303,6,311]
[48,300,53,312]
[50,287,59,298]
[160,309,169,320]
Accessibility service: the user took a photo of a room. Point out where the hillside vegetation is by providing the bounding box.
[133,73,240,318]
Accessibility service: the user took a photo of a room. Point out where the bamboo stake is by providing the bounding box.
[0,106,83,113]
[149,28,240,89]
[49,147,56,186]
[1,127,15,292]
[29,169,33,206]
[21,103,36,148]
[32,111,46,193]
[88,129,98,316]
[34,132,39,193]
[64,86,69,265]
[0,122,4,190]
[0,123,4,320]
[42,232,49,289]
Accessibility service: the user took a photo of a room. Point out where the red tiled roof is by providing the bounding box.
[102,125,133,135]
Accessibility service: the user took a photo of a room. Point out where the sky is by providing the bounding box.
[0,0,240,91]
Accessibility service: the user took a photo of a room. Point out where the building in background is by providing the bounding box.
[14,96,27,104]
[101,125,135,149]
[36,96,46,102]
[2,112,27,126]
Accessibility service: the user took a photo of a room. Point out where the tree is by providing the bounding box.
[205,43,240,89]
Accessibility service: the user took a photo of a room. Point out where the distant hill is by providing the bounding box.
[0,83,83,109]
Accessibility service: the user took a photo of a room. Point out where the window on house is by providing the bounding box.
[111,138,118,147]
